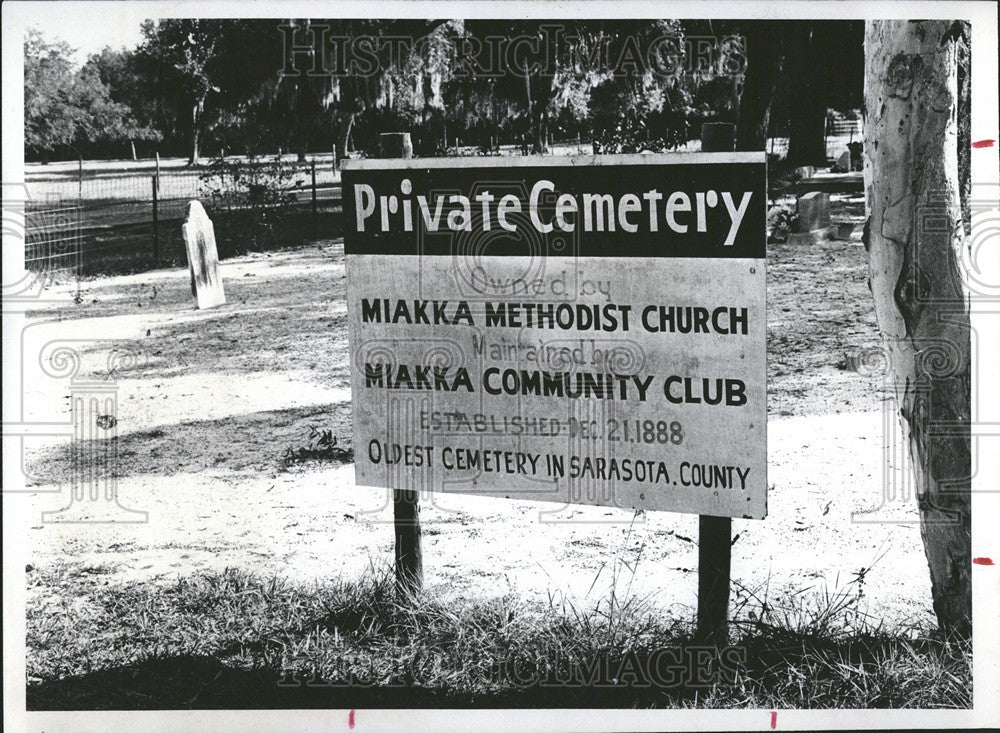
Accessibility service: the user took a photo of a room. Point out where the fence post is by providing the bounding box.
[78,155,83,200]
[151,174,160,267]
[310,159,318,239]
[695,122,736,649]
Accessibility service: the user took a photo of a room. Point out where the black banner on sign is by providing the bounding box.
[342,153,766,259]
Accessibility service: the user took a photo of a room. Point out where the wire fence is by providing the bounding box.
[24,128,862,279]
[25,157,344,277]
[23,203,86,283]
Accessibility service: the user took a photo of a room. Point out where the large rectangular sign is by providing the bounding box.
[343,153,767,519]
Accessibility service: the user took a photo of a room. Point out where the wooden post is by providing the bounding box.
[151,175,160,266]
[695,122,736,647]
[696,515,732,646]
[310,159,318,239]
[78,155,83,200]
[374,134,422,597]
[394,489,423,597]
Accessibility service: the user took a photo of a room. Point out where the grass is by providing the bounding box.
[26,559,971,710]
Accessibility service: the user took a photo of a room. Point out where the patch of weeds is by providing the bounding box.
[282,426,353,468]
[26,551,971,710]
[768,204,797,243]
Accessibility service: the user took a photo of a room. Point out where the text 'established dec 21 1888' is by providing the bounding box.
[343,153,767,519]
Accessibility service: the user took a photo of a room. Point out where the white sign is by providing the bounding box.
[344,154,767,519]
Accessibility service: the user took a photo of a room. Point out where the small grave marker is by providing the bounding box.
[181,201,226,309]
[833,150,852,173]
[794,191,831,233]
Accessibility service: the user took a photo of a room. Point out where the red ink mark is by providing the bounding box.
[348,709,355,729]
[972,139,996,148]
[770,710,777,729]
[973,557,994,565]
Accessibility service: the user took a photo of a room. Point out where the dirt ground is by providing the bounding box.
[15,215,936,630]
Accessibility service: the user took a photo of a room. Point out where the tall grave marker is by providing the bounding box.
[181,201,226,310]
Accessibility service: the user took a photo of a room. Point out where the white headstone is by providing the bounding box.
[833,150,851,172]
[794,191,831,233]
[181,201,226,309]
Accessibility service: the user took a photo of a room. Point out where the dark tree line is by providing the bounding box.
[734,20,864,164]
[25,19,863,163]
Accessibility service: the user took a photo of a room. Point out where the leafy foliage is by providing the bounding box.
[25,20,870,162]
[198,151,307,251]
[24,30,157,158]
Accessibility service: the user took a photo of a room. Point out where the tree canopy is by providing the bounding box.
[24,29,158,159]
[25,19,865,162]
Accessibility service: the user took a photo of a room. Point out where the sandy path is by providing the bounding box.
[21,409,930,627]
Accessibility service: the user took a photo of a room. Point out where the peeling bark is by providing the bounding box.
[863,20,971,636]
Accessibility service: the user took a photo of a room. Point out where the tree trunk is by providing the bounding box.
[379,132,413,159]
[337,112,356,163]
[787,22,829,166]
[863,20,971,637]
[736,23,785,152]
[190,127,200,166]
[528,74,554,153]
[955,24,971,237]
[524,73,535,152]
[188,98,204,166]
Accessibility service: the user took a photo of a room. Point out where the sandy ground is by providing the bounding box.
[13,231,935,629]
